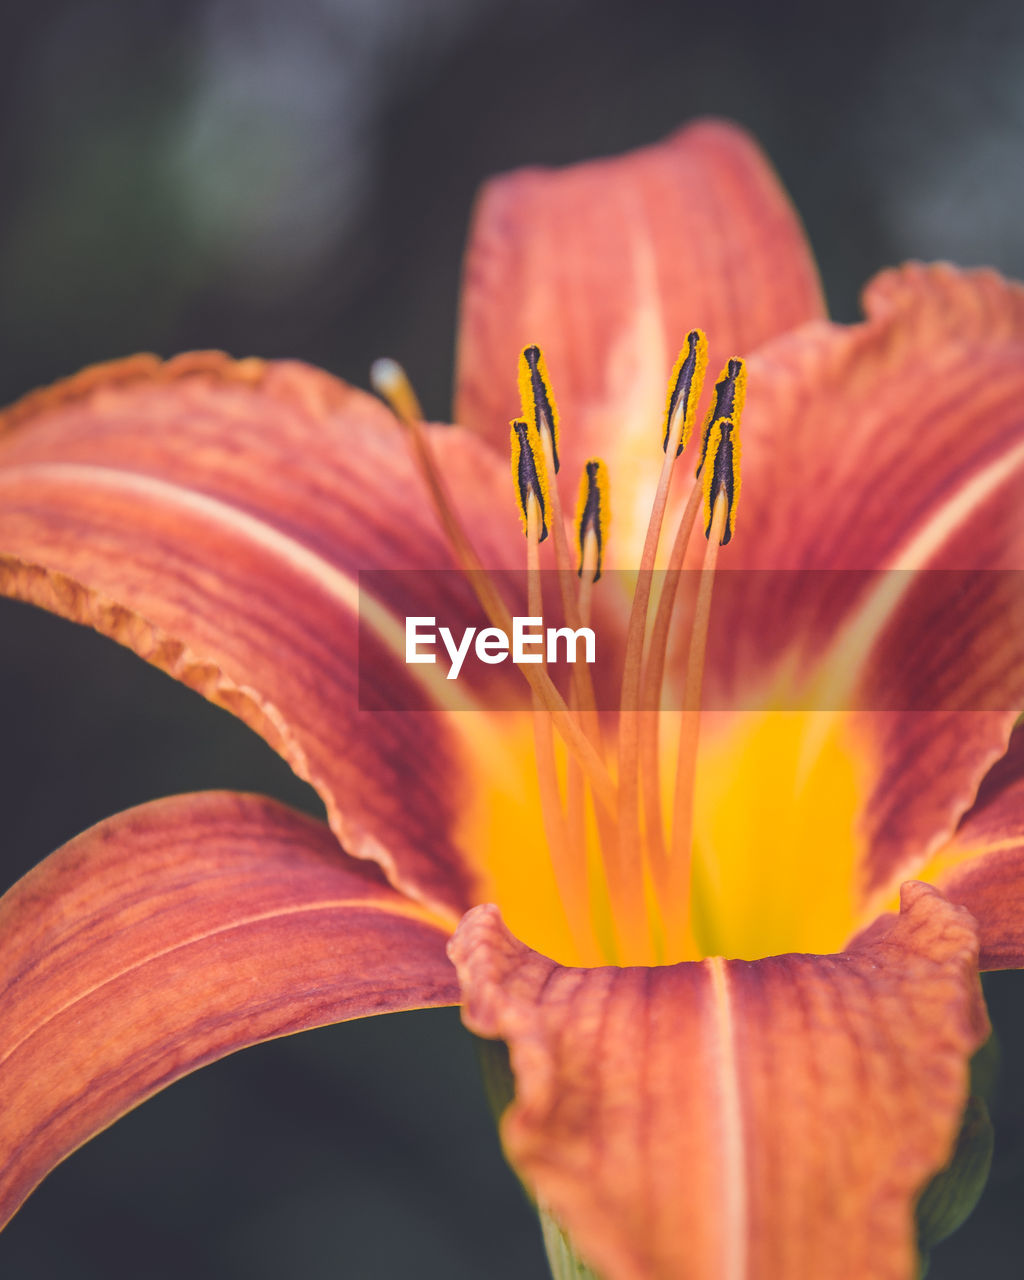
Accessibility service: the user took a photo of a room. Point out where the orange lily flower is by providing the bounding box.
[1,119,1023,1279]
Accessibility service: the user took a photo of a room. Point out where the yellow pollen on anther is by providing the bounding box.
[519,345,561,472]
[663,329,708,456]
[696,357,747,476]
[701,418,741,545]
[574,459,610,582]
[510,419,551,542]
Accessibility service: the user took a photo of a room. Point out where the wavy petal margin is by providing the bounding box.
[0,791,458,1229]
[455,119,825,530]
[915,758,1024,968]
[451,885,987,1280]
[0,355,519,920]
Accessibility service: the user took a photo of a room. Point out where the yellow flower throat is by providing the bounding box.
[372,343,864,969]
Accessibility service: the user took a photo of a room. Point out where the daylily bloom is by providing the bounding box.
[1,118,1024,1279]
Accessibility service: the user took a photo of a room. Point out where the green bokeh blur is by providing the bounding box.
[2,1,1024,1275]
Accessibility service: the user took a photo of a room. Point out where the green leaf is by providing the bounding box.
[475,1036,516,1122]
[473,1039,601,1278]
[539,1206,603,1280]
[916,1092,995,1269]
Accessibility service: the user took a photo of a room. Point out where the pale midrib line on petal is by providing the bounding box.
[791,435,1024,798]
[601,210,673,558]
[1,461,494,720]
[920,834,1024,885]
[0,894,449,1072]
[706,955,747,1280]
[804,436,1024,716]
[949,835,1024,857]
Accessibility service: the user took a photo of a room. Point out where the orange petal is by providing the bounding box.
[0,790,457,1229]
[451,883,987,1280]
[455,120,825,528]
[912,731,1024,968]
[0,355,518,920]
[732,264,1024,582]
[703,264,1024,923]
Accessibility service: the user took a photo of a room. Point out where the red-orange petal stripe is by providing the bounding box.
[0,355,519,918]
[451,884,987,1280]
[706,265,1024,910]
[454,120,825,511]
[0,791,458,1229]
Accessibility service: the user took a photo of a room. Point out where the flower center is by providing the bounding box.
[374,342,765,968]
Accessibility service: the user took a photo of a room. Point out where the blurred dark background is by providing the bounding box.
[2,0,1024,1275]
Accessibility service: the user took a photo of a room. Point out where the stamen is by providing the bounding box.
[644,389,744,817]
[377,343,747,967]
[663,330,708,456]
[500,422,612,801]
[664,491,727,951]
[371,359,613,803]
[566,471,618,961]
[696,358,746,477]
[519,345,560,472]
[511,419,550,542]
[621,333,709,705]
[518,358,615,955]
[638,475,704,879]
[613,334,708,962]
[519,350,601,742]
[512,425,609,940]
[525,491,599,963]
[701,418,741,545]
[664,410,741,954]
[575,459,609,583]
